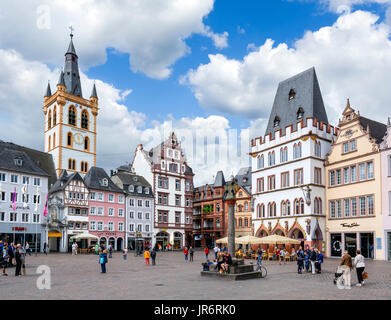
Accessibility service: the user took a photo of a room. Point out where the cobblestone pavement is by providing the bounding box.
[1,251,390,300]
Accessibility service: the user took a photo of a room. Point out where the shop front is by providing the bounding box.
[155,231,169,250]
[0,223,44,252]
[387,231,391,261]
[329,231,375,259]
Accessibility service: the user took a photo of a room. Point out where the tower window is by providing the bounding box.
[297,107,304,120]
[68,159,72,170]
[273,116,280,128]
[84,137,89,151]
[67,132,73,147]
[81,110,89,129]
[53,133,56,148]
[289,89,296,100]
[53,106,57,126]
[69,106,76,126]
[48,110,52,129]
[72,159,76,170]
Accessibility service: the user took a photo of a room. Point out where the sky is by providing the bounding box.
[1,0,391,185]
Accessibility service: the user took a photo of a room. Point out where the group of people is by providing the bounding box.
[143,247,157,265]
[296,246,324,274]
[0,240,30,277]
[202,250,233,275]
[336,250,366,289]
[183,246,195,261]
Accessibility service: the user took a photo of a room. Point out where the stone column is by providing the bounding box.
[227,199,236,255]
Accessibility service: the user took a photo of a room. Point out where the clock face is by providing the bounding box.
[74,133,83,145]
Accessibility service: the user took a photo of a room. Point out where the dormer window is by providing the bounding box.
[137,186,142,193]
[273,116,280,128]
[145,188,149,194]
[128,185,134,192]
[101,178,108,187]
[297,107,304,120]
[14,158,23,166]
[289,89,296,100]
[133,176,138,182]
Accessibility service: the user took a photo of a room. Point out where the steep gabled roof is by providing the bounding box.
[83,167,123,193]
[49,171,85,193]
[213,171,225,187]
[265,67,329,137]
[359,117,387,144]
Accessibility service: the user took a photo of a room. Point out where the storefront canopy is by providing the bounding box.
[216,236,240,244]
[70,233,99,241]
[235,235,265,245]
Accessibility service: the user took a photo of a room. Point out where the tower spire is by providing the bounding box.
[63,28,82,97]
[44,81,52,97]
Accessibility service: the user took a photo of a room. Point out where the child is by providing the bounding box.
[144,248,150,265]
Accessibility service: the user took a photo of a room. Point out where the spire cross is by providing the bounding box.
[69,25,74,38]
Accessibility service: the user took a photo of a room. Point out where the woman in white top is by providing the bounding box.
[354,249,365,286]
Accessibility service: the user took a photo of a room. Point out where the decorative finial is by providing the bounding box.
[346,98,350,108]
[69,25,74,39]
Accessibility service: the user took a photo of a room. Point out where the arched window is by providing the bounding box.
[284,147,288,162]
[81,110,89,129]
[53,133,56,148]
[315,141,321,158]
[280,148,284,163]
[244,218,248,227]
[72,159,76,170]
[48,136,51,150]
[67,132,73,147]
[68,106,76,126]
[297,107,304,120]
[239,218,243,227]
[295,199,299,215]
[318,198,322,214]
[257,154,264,169]
[53,106,57,126]
[293,144,297,159]
[272,151,275,165]
[273,203,276,217]
[68,158,72,170]
[84,137,89,151]
[48,110,52,129]
[281,201,286,216]
[274,116,280,128]
[297,142,302,158]
[244,202,248,211]
[289,89,296,100]
[261,204,265,218]
[286,200,291,216]
[300,198,304,215]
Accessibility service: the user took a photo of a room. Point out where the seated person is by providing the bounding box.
[290,249,296,258]
[202,259,214,271]
[221,252,233,274]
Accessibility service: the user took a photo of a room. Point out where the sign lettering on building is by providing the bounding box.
[340,223,359,228]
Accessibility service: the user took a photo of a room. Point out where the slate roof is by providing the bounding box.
[0,141,56,185]
[49,170,84,193]
[45,82,52,97]
[213,171,225,187]
[90,83,98,99]
[63,36,82,97]
[235,167,252,194]
[265,67,329,137]
[359,117,387,144]
[83,167,123,193]
[111,171,153,198]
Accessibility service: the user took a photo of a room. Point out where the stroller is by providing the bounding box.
[333,266,344,286]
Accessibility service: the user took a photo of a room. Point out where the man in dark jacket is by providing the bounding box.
[189,247,194,262]
[15,244,22,276]
[297,246,304,274]
[8,242,15,267]
[151,248,157,265]
[310,248,317,274]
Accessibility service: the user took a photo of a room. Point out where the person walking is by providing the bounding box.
[315,249,323,273]
[297,247,304,274]
[123,247,128,261]
[204,247,209,260]
[108,244,113,258]
[14,244,22,276]
[43,242,48,255]
[184,247,189,261]
[257,247,263,266]
[72,242,78,255]
[1,243,8,276]
[279,248,286,265]
[99,249,108,273]
[189,246,194,262]
[20,245,26,275]
[354,249,365,286]
[25,242,31,256]
[339,251,353,289]
[310,247,317,274]
[144,248,150,265]
[8,242,15,266]
[151,248,157,265]
[213,245,219,259]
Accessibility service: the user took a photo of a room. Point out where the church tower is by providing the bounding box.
[43,31,98,177]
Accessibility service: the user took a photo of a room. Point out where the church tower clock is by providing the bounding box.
[43,30,99,177]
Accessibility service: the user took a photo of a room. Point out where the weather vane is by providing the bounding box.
[69,25,74,38]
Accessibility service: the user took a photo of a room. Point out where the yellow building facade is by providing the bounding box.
[234,186,253,238]
[325,101,387,260]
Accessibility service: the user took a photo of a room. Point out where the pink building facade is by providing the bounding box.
[380,121,391,261]
[84,167,126,250]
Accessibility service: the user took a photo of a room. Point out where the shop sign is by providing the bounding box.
[12,227,26,231]
[340,222,359,228]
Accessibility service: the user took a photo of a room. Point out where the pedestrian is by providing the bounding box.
[213,245,219,259]
[204,247,209,260]
[1,242,8,276]
[297,246,304,274]
[0,240,3,253]
[354,249,365,286]
[108,244,113,258]
[339,251,353,289]
[257,247,263,266]
[15,244,22,276]
[144,248,150,265]
[184,247,189,261]
[20,245,26,275]
[151,248,157,265]
[315,249,323,273]
[304,251,310,272]
[25,242,31,256]
[279,248,285,265]
[8,242,15,266]
[123,247,128,261]
[72,241,78,255]
[43,242,47,255]
[189,246,194,262]
[99,249,108,273]
[310,247,317,274]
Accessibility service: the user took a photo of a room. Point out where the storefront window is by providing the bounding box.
[330,233,342,257]
[360,233,374,259]
[344,233,357,257]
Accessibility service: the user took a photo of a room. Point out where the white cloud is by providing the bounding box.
[0,0,227,79]
[182,10,391,127]
[320,0,391,13]
[0,48,249,186]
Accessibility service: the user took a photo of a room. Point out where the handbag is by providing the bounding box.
[362,272,368,279]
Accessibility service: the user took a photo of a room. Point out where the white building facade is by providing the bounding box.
[251,68,337,250]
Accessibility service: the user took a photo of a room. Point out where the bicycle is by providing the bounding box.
[254,258,267,278]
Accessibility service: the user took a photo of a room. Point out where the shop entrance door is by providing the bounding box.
[360,233,374,259]
[344,233,357,257]
[387,232,391,261]
[330,233,342,257]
